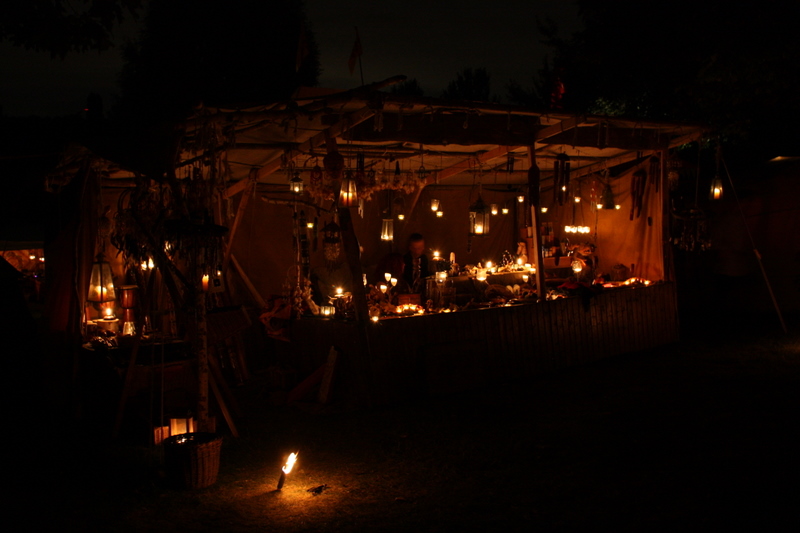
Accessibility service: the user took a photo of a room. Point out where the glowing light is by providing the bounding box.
[574,196,581,203]
[335,287,343,296]
[490,204,498,215]
[540,207,548,213]
[436,211,444,218]
[517,195,525,203]
[390,278,397,287]
[397,214,405,220]
[430,198,440,211]
[501,207,509,215]
[282,452,298,475]
[384,272,392,282]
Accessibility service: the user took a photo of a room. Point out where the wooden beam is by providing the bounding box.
[230,253,266,309]
[535,115,586,141]
[406,145,522,215]
[222,169,256,273]
[223,106,376,199]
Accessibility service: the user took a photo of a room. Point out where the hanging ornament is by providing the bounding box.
[323,146,344,182]
[322,221,342,268]
[310,163,323,187]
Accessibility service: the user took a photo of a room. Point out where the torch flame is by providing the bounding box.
[282,452,298,475]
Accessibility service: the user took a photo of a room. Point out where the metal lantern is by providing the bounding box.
[289,171,304,194]
[322,221,342,264]
[469,195,490,236]
[339,171,358,207]
[709,176,723,200]
[380,218,394,241]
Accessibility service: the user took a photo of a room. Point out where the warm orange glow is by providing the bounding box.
[282,452,298,474]
[103,307,114,318]
[202,274,210,292]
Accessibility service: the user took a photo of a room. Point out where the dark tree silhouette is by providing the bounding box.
[441,67,493,102]
[512,1,800,155]
[108,0,320,175]
[390,78,425,97]
[0,0,142,58]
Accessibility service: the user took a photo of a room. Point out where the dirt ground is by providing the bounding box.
[10,311,800,532]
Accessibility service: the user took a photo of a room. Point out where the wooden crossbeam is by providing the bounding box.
[223,106,376,199]
[535,115,586,141]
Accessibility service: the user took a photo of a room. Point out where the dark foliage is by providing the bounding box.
[441,67,493,102]
[107,0,320,175]
[0,0,142,58]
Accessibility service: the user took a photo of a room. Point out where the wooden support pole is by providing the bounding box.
[527,147,546,301]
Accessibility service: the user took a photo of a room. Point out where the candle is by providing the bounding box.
[450,252,455,263]
[335,287,343,296]
[522,274,529,282]
[202,274,209,292]
[433,251,440,260]
[436,211,444,218]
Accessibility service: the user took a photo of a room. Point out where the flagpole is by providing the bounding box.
[356,27,364,86]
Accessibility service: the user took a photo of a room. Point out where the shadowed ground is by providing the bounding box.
[11,309,799,532]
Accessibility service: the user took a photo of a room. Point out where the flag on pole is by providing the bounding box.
[348,28,362,76]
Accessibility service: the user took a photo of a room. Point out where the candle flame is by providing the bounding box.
[282,452,298,474]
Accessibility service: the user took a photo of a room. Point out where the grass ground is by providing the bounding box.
[11,310,800,532]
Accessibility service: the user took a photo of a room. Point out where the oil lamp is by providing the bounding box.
[339,171,358,207]
[469,195,490,236]
[289,171,304,194]
[380,218,394,241]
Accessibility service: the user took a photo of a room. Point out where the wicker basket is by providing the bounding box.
[163,432,222,489]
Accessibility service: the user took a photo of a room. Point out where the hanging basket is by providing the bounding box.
[163,432,222,489]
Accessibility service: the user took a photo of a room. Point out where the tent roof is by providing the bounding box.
[177,81,709,196]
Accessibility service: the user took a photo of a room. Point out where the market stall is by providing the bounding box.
[51,85,708,411]
[172,86,706,404]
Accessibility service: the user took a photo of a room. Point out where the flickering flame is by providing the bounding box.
[517,258,523,266]
[104,307,114,318]
[431,199,440,211]
[370,315,380,323]
[541,207,548,213]
[307,222,314,229]
[502,207,509,214]
[282,452,298,475]
[574,196,581,203]
[491,204,498,215]
[474,223,483,233]
[486,261,493,269]
[397,214,405,220]
[390,278,397,287]
[436,211,444,218]
[335,287,343,296]
[517,195,524,203]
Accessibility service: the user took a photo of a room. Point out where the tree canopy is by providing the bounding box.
[0,0,141,58]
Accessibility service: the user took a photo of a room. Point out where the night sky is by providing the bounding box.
[0,0,581,117]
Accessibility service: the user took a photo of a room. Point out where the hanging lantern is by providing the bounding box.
[517,195,525,203]
[339,171,358,207]
[709,176,723,200]
[554,153,571,206]
[289,171,304,194]
[490,204,498,215]
[501,206,509,215]
[88,252,116,314]
[380,218,394,241]
[601,184,616,210]
[469,195,490,236]
[322,221,342,265]
[430,198,440,211]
